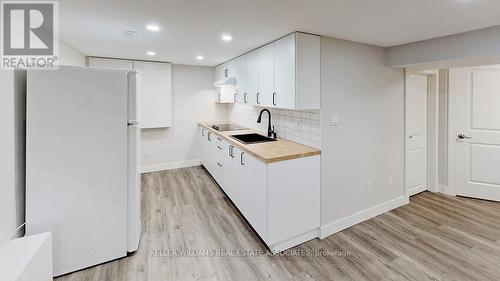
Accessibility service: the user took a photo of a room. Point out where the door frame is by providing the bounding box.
[404,69,439,204]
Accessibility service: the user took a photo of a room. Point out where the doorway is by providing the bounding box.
[405,72,428,199]
[405,70,439,203]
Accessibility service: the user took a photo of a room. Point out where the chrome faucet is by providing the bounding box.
[257,109,276,138]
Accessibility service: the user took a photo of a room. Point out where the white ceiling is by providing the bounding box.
[60,0,500,66]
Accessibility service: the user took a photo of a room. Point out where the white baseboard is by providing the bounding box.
[437,184,448,194]
[140,159,201,173]
[269,228,319,254]
[319,196,405,239]
[410,185,427,196]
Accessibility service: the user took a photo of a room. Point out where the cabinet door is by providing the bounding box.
[213,136,225,187]
[274,34,296,109]
[258,44,274,107]
[244,50,259,106]
[133,61,172,128]
[87,57,133,70]
[222,142,235,199]
[221,61,235,79]
[239,151,268,242]
[199,127,207,166]
[204,131,217,175]
[234,56,246,104]
[232,147,245,208]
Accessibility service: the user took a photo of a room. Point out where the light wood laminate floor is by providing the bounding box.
[56,166,500,281]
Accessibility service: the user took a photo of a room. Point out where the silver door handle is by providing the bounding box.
[458,133,472,140]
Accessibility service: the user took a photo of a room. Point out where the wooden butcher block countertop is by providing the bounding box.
[199,122,321,163]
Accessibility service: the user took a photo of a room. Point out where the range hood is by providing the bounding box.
[213,76,237,87]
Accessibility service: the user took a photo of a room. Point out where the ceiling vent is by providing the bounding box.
[122,30,137,41]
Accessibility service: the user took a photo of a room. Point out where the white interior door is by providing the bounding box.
[406,73,428,197]
[451,67,500,201]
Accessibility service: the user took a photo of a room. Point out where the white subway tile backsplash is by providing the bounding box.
[228,104,321,149]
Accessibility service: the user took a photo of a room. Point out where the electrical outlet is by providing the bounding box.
[144,149,152,158]
[387,176,393,187]
[367,182,373,193]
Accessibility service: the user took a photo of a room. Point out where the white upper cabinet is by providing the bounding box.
[133,61,172,128]
[234,56,246,104]
[273,34,296,109]
[293,33,321,109]
[244,50,259,106]
[216,61,235,81]
[88,57,172,129]
[87,57,133,69]
[214,32,320,109]
[258,44,274,107]
[214,64,225,82]
[214,60,238,103]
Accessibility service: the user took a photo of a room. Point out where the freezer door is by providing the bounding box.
[127,70,141,124]
[127,125,141,252]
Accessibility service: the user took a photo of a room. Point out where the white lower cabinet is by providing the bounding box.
[199,126,320,252]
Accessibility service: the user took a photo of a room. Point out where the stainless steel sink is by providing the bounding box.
[230,133,277,144]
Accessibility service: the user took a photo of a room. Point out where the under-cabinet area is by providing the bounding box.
[198,123,321,253]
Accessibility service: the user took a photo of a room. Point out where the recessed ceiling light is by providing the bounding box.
[196,55,204,60]
[146,24,160,32]
[146,51,156,56]
[221,34,232,42]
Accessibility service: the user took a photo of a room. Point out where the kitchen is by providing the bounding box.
[2,1,500,281]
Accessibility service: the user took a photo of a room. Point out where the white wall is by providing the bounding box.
[141,65,227,172]
[0,70,26,244]
[58,41,86,66]
[386,25,500,69]
[320,37,405,236]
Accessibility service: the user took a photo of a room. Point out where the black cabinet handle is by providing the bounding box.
[273,92,277,105]
[229,145,234,158]
[207,132,211,141]
[240,152,245,165]
[244,93,248,103]
[256,93,260,104]
[217,162,223,167]
[217,145,222,150]
[202,128,205,137]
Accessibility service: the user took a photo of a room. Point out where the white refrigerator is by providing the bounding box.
[26,65,141,276]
